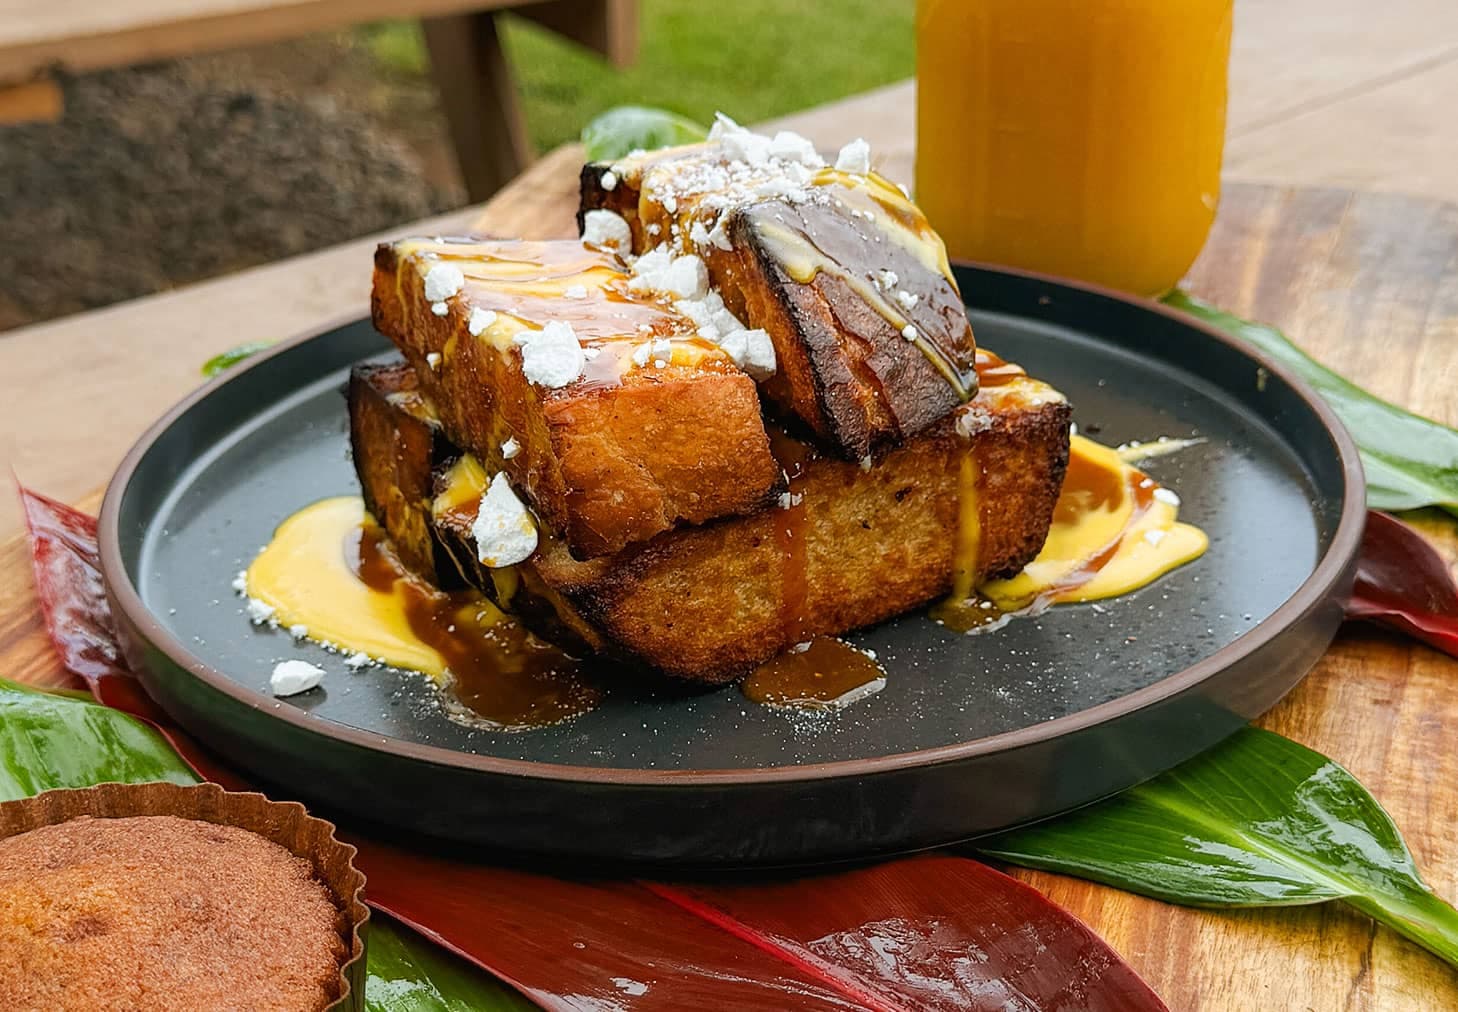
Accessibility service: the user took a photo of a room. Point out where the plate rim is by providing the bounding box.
[99,263,1366,787]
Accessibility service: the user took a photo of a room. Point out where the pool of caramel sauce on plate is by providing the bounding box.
[350,521,601,730]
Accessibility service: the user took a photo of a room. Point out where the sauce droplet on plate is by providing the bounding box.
[742,638,886,711]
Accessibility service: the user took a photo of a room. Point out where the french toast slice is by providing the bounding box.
[579,124,979,461]
[371,236,784,560]
[349,355,1072,684]
[347,363,462,587]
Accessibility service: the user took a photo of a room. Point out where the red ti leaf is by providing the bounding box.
[19,488,122,686]
[18,486,1168,1011]
[1346,510,1458,658]
[654,861,1167,1011]
[19,487,251,788]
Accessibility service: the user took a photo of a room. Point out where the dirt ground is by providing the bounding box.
[0,35,468,331]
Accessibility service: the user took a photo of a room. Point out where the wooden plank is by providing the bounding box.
[423,10,533,201]
[1226,54,1458,206]
[0,0,520,81]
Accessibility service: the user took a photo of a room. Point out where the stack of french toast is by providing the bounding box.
[351,117,1072,683]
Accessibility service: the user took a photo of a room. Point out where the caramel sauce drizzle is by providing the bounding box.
[770,432,815,646]
[622,151,977,403]
[392,236,734,387]
[349,519,602,731]
[750,216,976,402]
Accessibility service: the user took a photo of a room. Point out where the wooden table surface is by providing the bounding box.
[4,103,1458,1009]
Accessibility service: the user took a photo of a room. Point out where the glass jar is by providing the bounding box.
[915,0,1233,296]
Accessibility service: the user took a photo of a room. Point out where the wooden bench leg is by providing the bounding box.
[518,0,639,68]
[422,11,534,203]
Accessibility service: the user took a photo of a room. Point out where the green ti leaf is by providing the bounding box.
[0,679,526,1009]
[0,677,196,801]
[979,727,1458,966]
[365,917,536,1011]
[1163,290,1458,518]
[581,105,708,161]
[201,341,275,378]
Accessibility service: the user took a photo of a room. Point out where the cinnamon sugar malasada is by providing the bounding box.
[0,814,348,1011]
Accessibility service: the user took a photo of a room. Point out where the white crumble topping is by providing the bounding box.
[581,209,633,255]
[1153,487,1182,507]
[270,659,325,697]
[628,249,709,301]
[705,216,733,252]
[647,223,662,236]
[512,320,585,388]
[718,327,776,380]
[471,473,538,567]
[674,290,746,343]
[600,169,618,191]
[231,570,248,595]
[622,114,825,244]
[895,290,920,312]
[430,301,449,316]
[769,130,821,166]
[859,455,873,471]
[246,598,276,626]
[563,284,589,299]
[422,263,465,303]
[834,137,871,174]
[901,324,919,341]
[288,623,308,640]
[426,352,442,369]
[344,652,372,670]
[467,307,498,336]
[875,270,899,291]
[500,436,521,459]
[631,337,673,368]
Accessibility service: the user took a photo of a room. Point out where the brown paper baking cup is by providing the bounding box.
[0,782,368,1011]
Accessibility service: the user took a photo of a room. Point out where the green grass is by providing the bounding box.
[361,0,914,151]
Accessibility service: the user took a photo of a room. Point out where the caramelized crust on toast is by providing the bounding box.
[347,363,461,586]
[350,356,1071,683]
[371,237,784,559]
[580,147,978,460]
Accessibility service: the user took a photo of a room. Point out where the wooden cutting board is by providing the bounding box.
[4,150,1458,1008]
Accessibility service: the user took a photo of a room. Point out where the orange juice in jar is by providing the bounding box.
[915,0,1233,296]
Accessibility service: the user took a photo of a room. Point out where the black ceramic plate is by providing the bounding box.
[101,264,1363,866]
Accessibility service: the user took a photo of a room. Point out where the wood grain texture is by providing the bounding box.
[0,0,529,81]
[4,154,1458,1009]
